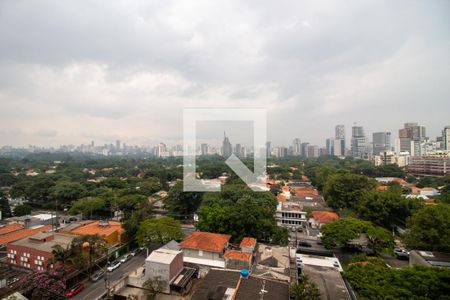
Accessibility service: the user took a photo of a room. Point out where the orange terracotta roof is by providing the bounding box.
[240,237,257,248]
[224,250,251,261]
[392,178,408,186]
[180,232,231,252]
[312,211,339,224]
[0,225,53,245]
[277,194,287,202]
[282,186,290,192]
[0,224,24,235]
[294,188,318,197]
[69,221,124,237]
[376,185,389,191]
[301,175,309,181]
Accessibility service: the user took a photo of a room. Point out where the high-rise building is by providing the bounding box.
[235,144,242,157]
[335,125,345,155]
[373,132,391,155]
[116,140,121,150]
[325,138,334,155]
[266,141,271,158]
[301,143,309,158]
[351,126,366,158]
[398,123,427,156]
[443,126,450,150]
[222,132,233,158]
[292,138,301,156]
[307,145,319,158]
[333,139,345,157]
[201,143,208,156]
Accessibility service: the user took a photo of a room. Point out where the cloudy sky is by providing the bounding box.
[0,0,449,148]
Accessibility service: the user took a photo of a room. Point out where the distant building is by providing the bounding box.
[307,145,319,158]
[335,125,346,155]
[407,151,450,176]
[275,202,307,229]
[222,132,233,158]
[443,126,450,150]
[7,232,75,271]
[292,138,301,156]
[200,143,208,156]
[351,126,366,158]
[373,132,391,155]
[325,138,334,155]
[398,123,427,156]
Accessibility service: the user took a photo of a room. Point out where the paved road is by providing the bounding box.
[72,252,147,300]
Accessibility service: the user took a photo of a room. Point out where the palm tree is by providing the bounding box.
[50,244,74,284]
[70,234,108,277]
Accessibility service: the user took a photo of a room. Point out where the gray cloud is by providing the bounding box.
[0,0,449,147]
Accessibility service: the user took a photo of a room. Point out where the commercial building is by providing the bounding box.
[407,151,450,176]
[59,220,125,245]
[443,126,450,150]
[292,138,301,156]
[398,123,427,156]
[335,125,346,156]
[222,132,233,158]
[373,132,391,155]
[0,225,53,248]
[275,202,307,229]
[6,232,75,271]
[351,126,366,159]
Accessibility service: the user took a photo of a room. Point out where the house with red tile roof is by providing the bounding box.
[310,211,339,228]
[0,224,24,236]
[59,220,125,245]
[240,237,257,253]
[179,232,231,272]
[224,250,252,269]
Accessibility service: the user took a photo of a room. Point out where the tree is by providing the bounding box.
[136,217,182,248]
[123,200,153,238]
[138,177,162,196]
[323,173,376,210]
[345,256,450,300]
[403,204,450,252]
[0,191,12,218]
[49,181,87,205]
[356,189,422,228]
[13,204,32,216]
[70,234,107,276]
[21,270,66,300]
[321,217,393,255]
[290,275,321,300]
[50,244,74,284]
[164,182,203,218]
[143,276,167,300]
[69,197,105,218]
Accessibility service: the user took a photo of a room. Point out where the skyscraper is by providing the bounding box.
[351,126,366,158]
[222,132,233,158]
[201,143,208,156]
[235,144,242,157]
[292,138,301,156]
[442,126,450,150]
[266,141,271,158]
[397,123,427,156]
[301,142,309,158]
[325,138,334,155]
[335,125,346,156]
[373,132,391,155]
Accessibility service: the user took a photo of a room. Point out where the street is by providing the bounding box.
[72,251,147,300]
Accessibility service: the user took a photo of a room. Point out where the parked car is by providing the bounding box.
[65,284,85,297]
[395,248,410,260]
[107,261,121,272]
[298,241,312,247]
[120,254,131,263]
[91,270,106,282]
[130,249,139,256]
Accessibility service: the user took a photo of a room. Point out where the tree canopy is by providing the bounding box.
[136,216,182,247]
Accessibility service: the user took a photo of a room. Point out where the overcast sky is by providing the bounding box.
[0,0,449,148]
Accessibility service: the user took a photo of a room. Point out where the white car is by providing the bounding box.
[120,254,131,263]
[107,261,121,272]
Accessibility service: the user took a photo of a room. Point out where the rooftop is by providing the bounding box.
[146,248,182,264]
[302,264,351,300]
[9,232,75,253]
[224,250,251,261]
[67,220,124,237]
[0,225,53,245]
[234,276,289,300]
[240,237,257,248]
[0,224,23,235]
[312,211,339,224]
[180,231,231,252]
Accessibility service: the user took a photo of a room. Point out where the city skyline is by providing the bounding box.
[0,1,449,147]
